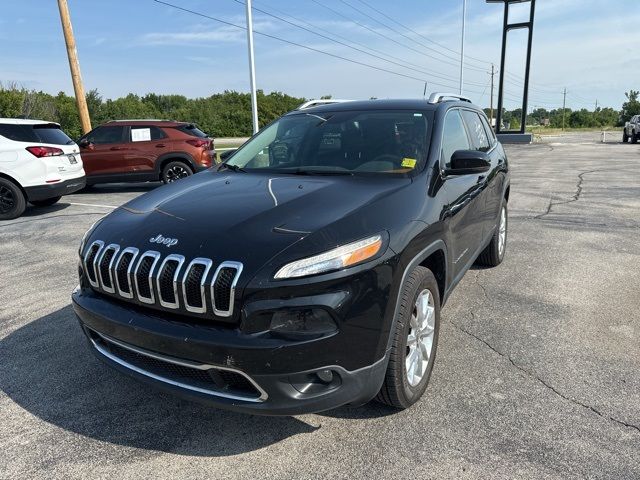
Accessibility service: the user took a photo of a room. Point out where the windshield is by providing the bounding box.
[227,110,431,175]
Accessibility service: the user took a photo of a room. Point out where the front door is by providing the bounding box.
[441,109,486,278]
[79,125,127,176]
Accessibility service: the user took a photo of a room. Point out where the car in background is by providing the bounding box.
[77,120,216,185]
[623,115,640,143]
[0,119,85,220]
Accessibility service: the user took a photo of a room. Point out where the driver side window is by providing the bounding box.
[441,110,470,169]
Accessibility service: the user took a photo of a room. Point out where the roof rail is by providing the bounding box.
[106,119,166,123]
[427,93,472,104]
[296,99,354,110]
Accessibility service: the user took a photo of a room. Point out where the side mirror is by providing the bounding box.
[446,150,491,175]
[78,138,91,148]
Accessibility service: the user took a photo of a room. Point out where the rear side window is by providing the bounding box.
[0,123,73,145]
[129,126,166,142]
[441,110,470,169]
[174,124,208,138]
[461,110,490,152]
[86,126,125,144]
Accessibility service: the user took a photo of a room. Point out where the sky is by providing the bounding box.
[1,0,638,111]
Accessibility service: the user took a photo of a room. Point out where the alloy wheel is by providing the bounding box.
[405,289,436,387]
[0,185,15,214]
[165,165,190,183]
[498,206,507,256]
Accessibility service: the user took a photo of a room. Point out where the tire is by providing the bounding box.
[476,202,508,267]
[161,161,193,184]
[623,130,629,143]
[30,196,61,207]
[376,266,440,409]
[0,177,27,220]
[632,132,638,144]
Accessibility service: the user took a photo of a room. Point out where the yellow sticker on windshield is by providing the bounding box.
[401,158,417,169]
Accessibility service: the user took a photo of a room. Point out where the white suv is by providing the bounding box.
[0,119,86,220]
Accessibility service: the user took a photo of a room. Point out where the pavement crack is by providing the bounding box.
[534,170,600,219]
[449,317,640,434]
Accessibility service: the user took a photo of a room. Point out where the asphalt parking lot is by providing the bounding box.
[1,132,639,479]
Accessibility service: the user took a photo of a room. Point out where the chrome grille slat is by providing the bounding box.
[157,254,185,309]
[114,247,139,299]
[182,258,213,314]
[133,251,161,304]
[84,242,242,318]
[84,240,104,288]
[212,261,243,317]
[97,244,120,293]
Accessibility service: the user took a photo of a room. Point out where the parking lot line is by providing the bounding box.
[68,202,118,209]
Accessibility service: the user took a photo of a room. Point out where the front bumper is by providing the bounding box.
[72,286,390,415]
[25,176,86,201]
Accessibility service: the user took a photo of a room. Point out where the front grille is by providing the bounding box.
[82,242,242,319]
[89,330,264,401]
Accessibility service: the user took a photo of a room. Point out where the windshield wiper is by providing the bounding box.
[217,163,247,173]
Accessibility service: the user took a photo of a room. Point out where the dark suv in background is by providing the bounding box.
[78,120,215,185]
[73,95,509,415]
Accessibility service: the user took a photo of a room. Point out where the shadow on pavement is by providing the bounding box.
[0,306,318,456]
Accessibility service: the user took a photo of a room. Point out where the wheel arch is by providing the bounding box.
[156,152,197,178]
[0,172,27,199]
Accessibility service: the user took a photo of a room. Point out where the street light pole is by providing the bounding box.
[245,0,259,134]
[459,0,466,95]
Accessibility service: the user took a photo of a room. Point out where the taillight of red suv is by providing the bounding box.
[186,138,215,167]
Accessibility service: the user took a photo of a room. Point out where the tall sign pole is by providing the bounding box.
[57,0,91,134]
[487,0,537,137]
[489,64,495,127]
[245,0,259,134]
[459,0,467,95]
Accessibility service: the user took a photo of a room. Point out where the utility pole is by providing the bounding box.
[57,0,91,133]
[245,0,259,134]
[595,99,599,110]
[489,64,496,128]
[459,0,467,95]
[562,88,567,131]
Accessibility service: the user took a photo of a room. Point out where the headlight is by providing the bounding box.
[274,234,383,279]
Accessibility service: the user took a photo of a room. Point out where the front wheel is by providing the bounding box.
[30,196,61,207]
[376,266,440,409]
[632,132,638,144]
[0,177,27,220]
[161,161,193,184]
[476,202,508,267]
[623,130,629,143]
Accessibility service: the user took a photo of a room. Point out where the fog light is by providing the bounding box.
[316,369,334,383]
[269,309,337,338]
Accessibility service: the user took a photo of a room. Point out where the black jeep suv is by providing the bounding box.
[72,95,509,415]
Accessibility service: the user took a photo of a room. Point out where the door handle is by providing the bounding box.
[155,144,166,148]
[109,146,125,151]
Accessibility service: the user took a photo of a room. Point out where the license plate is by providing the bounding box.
[67,154,77,164]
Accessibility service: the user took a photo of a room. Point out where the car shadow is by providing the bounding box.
[21,203,71,217]
[0,306,318,456]
[71,182,162,195]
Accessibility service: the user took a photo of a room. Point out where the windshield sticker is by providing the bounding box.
[401,158,417,168]
[131,128,151,142]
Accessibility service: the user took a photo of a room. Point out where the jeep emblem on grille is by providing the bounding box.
[149,234,178,247]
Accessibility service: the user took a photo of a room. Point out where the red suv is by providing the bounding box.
[78,120,216,185]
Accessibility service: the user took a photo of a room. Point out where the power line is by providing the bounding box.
[232,0,489,88]
[151,0,487,93]
[337,0,488,73]
[353,0,493,67]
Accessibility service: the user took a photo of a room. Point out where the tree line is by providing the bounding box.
[0,84,638,139]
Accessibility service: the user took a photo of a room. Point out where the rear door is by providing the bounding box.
[79,125,127,176]
[441,109,485,277]
[126,126,168,174]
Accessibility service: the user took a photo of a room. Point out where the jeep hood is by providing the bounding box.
[91,171,411,275]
